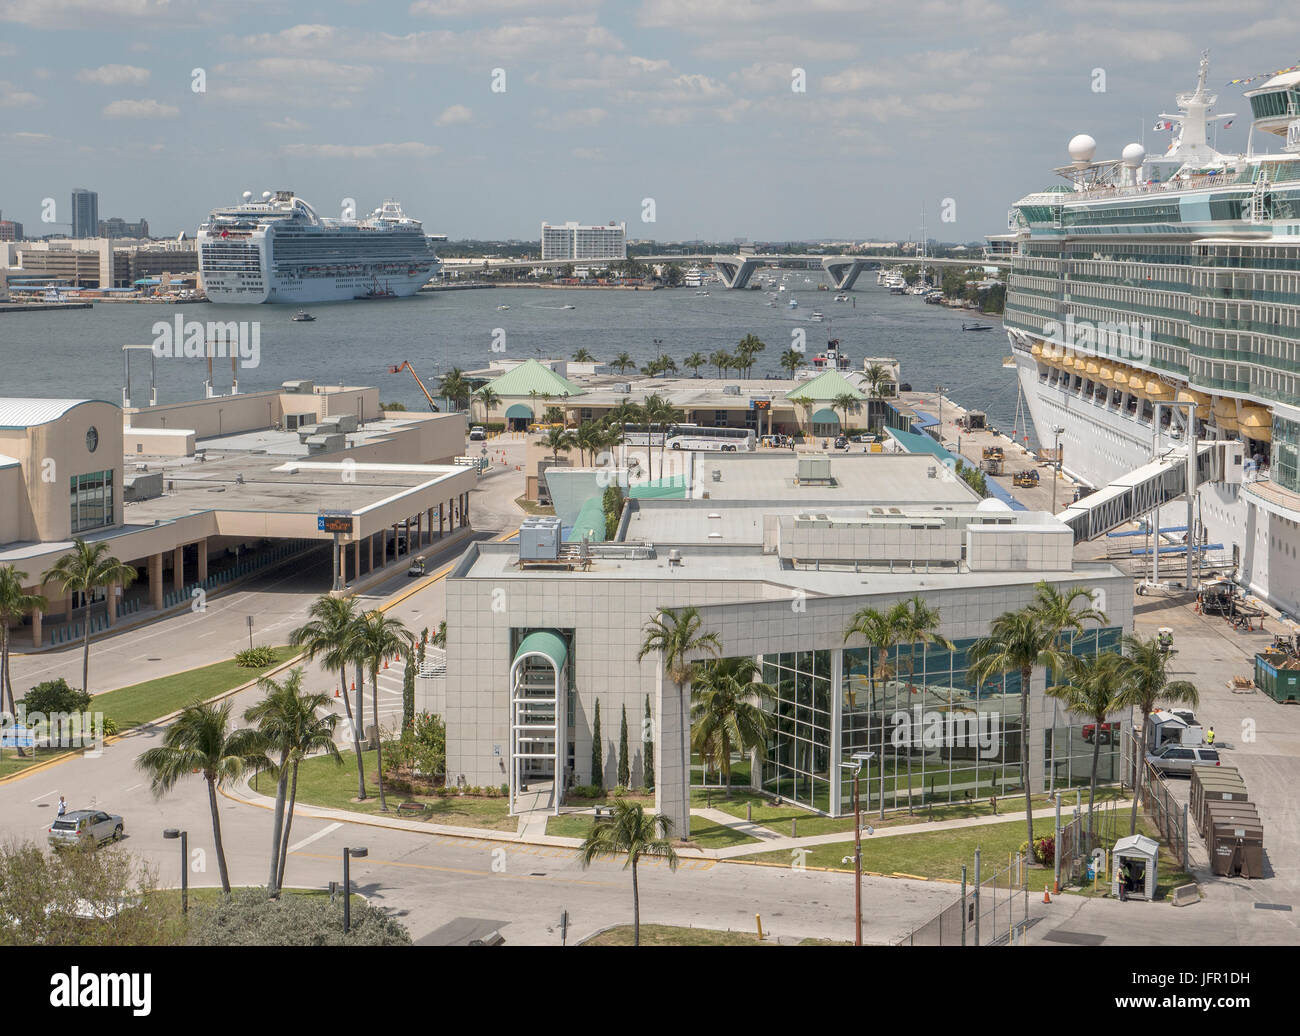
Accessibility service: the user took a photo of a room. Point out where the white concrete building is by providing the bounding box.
[540,221,627,262]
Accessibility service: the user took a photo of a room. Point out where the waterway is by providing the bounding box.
[0,274,1027,439]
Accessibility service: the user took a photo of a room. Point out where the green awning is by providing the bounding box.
[812,408,840,426]
[505,403,534,419]
[514,630,568,671]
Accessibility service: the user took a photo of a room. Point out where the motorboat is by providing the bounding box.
[291,310,315,322]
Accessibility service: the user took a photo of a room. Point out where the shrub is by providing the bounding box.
[20,679,91,717]
[186,887,410,946]
[383,713,446,790]
[499,783,509,796]
[1019,837,1056,866]
[234,645,278,668]
[571,784,604,800]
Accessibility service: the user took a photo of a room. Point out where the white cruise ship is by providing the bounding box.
[1002,53,1300,613]
[198,190,441,303]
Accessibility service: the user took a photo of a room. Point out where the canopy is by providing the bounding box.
[505,403,534,420]
[811,408,840,427]
[513,630,568,671]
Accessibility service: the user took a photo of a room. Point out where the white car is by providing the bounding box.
[469,426,487,441]
[48,810,124,849]
[1145,744,1221,776]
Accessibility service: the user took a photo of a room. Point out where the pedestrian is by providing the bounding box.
[1206,726,1216,746]
[57,795,66,817]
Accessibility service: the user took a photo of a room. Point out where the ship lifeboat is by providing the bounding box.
[1237,404,1272,441]
[1031,342,1043,358]
[1212,397,1239,432]
[1084,359,1101,378]
[1097,364,1115,385]
[1144,379,1174,400]
[1060,351,1075,370]
[1176,387,1212,411]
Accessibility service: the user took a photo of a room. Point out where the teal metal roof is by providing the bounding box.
[629,474,687,498]
[514,630,568,670]
[487,359,584,399]
[786,369,865,402]
[567,494,607,543]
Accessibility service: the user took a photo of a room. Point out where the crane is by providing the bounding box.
[387,361,440,412]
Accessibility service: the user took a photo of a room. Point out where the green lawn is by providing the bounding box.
[1061,815,1195,901]
[94,648,292,729]
[583,924,768,946]
[746,817,1042,881]
[276,749,516,831]
[544,812,759,849]
[0,746,70,779]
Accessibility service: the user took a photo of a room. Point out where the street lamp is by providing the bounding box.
[839,750,875,946]
[1051,425,1065,513]
[342,846,368,934]
[163,828,187,914]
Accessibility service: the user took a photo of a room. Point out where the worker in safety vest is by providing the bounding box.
[1206,726,1215,746]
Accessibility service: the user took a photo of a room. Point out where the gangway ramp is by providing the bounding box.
[1058,440,1242,544]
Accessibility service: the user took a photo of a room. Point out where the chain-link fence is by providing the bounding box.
[893,851,1029,946]
[1138,759,1190,872]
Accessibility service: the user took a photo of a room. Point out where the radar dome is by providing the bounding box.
[1068,134,1097,164]
[241,190,252,201]
[976,497,1013,512]
[1122,142,1146,167]
[262,191,272,200]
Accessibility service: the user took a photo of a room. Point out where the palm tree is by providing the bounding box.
[136,699,263,894]
[1117,633,1199,835]
[432,620,447,648]
[640,394,683,483]
[832,392,860,434]
[0,566,46,746]
[779,348,804,379]
[543,426,576,465]
[637,607,720,837]
[528,388,541,424]
[611,352,635,375]
[863,362,890,400]
[577,800,678,946]
[289,595,368,800]
[842,603,907,710]
[246,668,340,894]
[966,608,1071,849]
[736,334,764,377]
[683,352,706,377]
[690,657,772,794]
[1048,651,1125,846]
[893,595,954,812]
[438,367,470,412]
[473,385,500,424]
[709,350,730,378]
[572,348,595,363]
[352,610,415,811]
[575,421,604,466]
[787,393,814,438]
[42,539,138,695]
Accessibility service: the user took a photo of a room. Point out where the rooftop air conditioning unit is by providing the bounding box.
[927,465,937,478]
[667,549,682,566]
[519,516,562,561]
[722,385,741,396]
[711,469,722,482]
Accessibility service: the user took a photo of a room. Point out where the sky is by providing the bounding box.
[0,0,1293,243]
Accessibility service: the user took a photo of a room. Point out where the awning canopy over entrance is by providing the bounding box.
[505,403,534,420]
[513,629,568,670]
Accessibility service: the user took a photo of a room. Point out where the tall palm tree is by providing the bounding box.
[42,539,138,695]
[136,699,263,894]
[1030,581,1109,793]
[1117,633,1199,836]
[611,352,635,376]
[289,595,368,800]
[543,426,576,465]
[709,350,730,378]
[736,334,765,377]
[966,608,1070,849]
[351,610,415,812]
[577,800,678,946]
[473,385,500,424]
[246,668,341,894]
[843,603,908,711]
[640,394,683,483]
[528,388,541,424]
[637,606,720,837]
[832,392,860,434]
[438,367,470,412]
[572,348,595,363]
[779,348,804,379]
[575,421,603,466]
[893,596,954,812]
[431,620,447,648]
[863,362,890,400]
[787,393,814,438]
[0,566,46,746]
[690,657,772,794]
[683,352,706,376]
[1048,651,1125,846]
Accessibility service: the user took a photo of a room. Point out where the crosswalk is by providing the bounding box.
[406,832,714,870]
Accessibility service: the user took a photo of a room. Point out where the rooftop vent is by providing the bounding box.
[722,385,741,396]
[667,549,682,566]
[796,455,833,484]
[711,469,722,482]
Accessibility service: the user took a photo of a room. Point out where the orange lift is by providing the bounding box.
[387,361,441,412]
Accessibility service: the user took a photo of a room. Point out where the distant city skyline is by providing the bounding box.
[0,1,1291,241]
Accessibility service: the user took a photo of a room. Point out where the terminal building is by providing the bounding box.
[0,378,476,649]
[540,221,627,262]
[437,451,1132,833]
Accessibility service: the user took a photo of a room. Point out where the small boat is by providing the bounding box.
[834,294,848,302]
[962,322,995,332]
[561,304,575,309]
[291,310,315,322]
[788,298,798,309]
[497,304,510,310]
[695,290,710,296]
[810,310,824,321]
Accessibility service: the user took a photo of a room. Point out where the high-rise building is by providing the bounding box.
[71,189,99,239]
[0,213,22,242]
[540,221,626,261]
[98,217,150,239]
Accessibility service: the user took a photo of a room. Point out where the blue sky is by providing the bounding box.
[0,0,1292,241]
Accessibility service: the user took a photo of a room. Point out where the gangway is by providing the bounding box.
[387,361,441,412]
[1057,440,1242,544]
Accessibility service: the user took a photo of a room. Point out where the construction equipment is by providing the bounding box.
[981,445,1004,475]
[387,361,441,412]
[1012,469,1040,488]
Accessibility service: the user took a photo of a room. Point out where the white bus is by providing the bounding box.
[621,423,755,451]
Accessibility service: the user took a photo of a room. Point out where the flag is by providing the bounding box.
[1222,119,1233,129]
[1152,120,1173,131]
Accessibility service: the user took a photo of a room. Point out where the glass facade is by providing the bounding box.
[69,470,114,533]
[1275,415,1300,494]
[757,627,1125,816]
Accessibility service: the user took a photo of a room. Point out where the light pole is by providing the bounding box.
[1051,425,1065,513]
[342,846,367,933]
[163,828,187,914]
[839,750,875,946]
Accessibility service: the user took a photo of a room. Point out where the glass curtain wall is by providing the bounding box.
[759,650,832,812]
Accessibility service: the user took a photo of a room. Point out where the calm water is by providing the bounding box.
[0,276,1027,438]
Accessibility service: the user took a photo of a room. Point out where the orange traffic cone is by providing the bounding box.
[1043,885,1051,904]
[335,688,340,698]
[383,659,389,670]
[395,651,401,662]
[350,680,355,691]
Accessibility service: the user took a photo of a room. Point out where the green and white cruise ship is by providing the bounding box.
[1002,53,1300,614]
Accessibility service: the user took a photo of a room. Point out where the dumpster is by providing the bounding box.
[1207,815,1265,877]
[1255,651,1300,703]
[1191,766,1248,833]
[1196,778,1250,835]
[1111,834,1159,901]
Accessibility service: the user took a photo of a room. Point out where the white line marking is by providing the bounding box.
[287,822,342,854]
[29,789,58,803]
[124,783,144,793]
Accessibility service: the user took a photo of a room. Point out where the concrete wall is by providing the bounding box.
[124,428,195,457]
[124,386,381,440]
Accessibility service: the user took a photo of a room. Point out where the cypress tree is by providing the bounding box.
[617,704,630,788]
[591,699,603,790]
[643,696,655,792]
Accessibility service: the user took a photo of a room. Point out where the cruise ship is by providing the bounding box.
[1002,53,1300,613]
[197,190,442,303]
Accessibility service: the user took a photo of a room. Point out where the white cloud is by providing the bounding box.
[412,0,599,13]
[435,104,472,126]
[538,106,607,129]
[102,98,180,118]
[76,64,151,86]
[0,80,40,107]
[210,58,375,107]
[572,146,603,160]
[278,141,441,159]
[264,116,309,131]
[0,0,204,28]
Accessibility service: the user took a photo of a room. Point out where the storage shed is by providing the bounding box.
[1111,834,1159,901]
